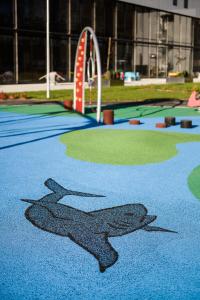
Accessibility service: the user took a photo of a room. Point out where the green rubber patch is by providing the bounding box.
[112,106,200,119]
[188,165,200,200]
[87,106,200,119]
[1,105,199,119]
[0,104,76,116]
[60,129,200,165]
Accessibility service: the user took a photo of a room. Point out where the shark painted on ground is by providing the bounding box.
[21,178,176,272]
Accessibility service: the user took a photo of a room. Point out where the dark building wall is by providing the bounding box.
[0,0,197,84]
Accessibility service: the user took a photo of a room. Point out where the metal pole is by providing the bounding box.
[46,0,50,98]
[14,0,19,84]
[114,4,118,72]
[68,0,71,81]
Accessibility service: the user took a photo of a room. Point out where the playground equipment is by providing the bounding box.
[164,117,176,126]
[180,120,192,128]
[103,110,114,125]
[73,27,102,123]
[124,72,140,82]
[187,91,200,108]
[63,100,73,110]
[156,123,167,128]
[39,72,65,85]
[129,119,141,125]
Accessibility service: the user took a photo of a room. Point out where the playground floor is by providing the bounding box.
[1,104,200,300]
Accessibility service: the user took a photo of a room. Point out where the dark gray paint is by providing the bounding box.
[22,178,176,272]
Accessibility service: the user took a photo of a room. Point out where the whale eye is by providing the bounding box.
[125,213,134,216]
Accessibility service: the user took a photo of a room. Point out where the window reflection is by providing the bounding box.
[194,49,200,73]
[136,7,149,42]
[149,46,157,77]
[18,35,45,82]
[117,42,133,71]
[159,12,168,43]
[194,20,200,47]
[98,38,114,73]
[71,0,93,34]
[149,10,158,42]
[95,0,115,37]
[51,38,68,80]
[0,0,13,28]
[117,2,133,40]
[158,47,167,77]
[136,44,149,77]
[174,15,181,44]
[18,0,46,30]
[0,35,14,83]
[0,0,198,83]
[50,0,68,33]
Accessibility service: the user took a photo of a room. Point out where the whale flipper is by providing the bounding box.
[45,178,105,199]
[68,230,118,272]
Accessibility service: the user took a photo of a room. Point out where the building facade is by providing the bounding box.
[0,0,200,84]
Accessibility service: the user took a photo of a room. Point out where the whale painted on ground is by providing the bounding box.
[21,178,176,272]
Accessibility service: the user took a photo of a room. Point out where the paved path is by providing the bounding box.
[0,106,200,300]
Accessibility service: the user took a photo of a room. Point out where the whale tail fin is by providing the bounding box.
[45,178,105,198]
[143,225,177,233]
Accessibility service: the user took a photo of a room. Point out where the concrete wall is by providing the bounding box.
[120,0,200,18]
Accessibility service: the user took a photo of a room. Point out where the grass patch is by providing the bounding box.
[21,82,200,103]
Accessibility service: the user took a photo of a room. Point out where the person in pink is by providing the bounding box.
[187,90,200,107]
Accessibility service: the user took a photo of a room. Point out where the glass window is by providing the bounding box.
[193,48,200,73]
[185,18,192,46]
[180,16,192,46]
[184,0,188,9]
[98,38,114,73]
[117,42,133,71]
[136,44,149,77]
[180,16,187,45]
[173,47,182,72]
[149,10,158,42]
[168,46,174,73]
[117,2,133,40]
[159,12,169,43]
[149,46,157,77]
[0,0,13,28]
[71,38,77,81]
[0,35,14,83]
[168,46,192,74]
[50,0,68,33]
[179,48,191,72]
[167,14,175,43]
[136,7,149,42]
[158,47,167,77]
[168,14,192,46]
[51,37,68,80]
[71,0,93,34]
[18,0,46,31]
[173,0,178,6]
[18,35,45,83]
[95,0,115,37]
[194,20,200,47]
[174,15,181,44]
[183,17,192,46]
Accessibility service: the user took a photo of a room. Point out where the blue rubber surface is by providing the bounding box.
[1,110,200,300]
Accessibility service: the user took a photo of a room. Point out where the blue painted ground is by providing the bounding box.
[0,109,200,300]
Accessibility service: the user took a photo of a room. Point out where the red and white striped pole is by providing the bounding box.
[73,27,102,123]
